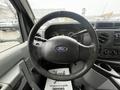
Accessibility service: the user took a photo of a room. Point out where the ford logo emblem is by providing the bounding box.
[55,46,68,53]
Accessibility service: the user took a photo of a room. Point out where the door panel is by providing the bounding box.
[0,0,35,89]
[0,60,32,90]
[0,83,12,90]
[0,42,31,90]
[0,42,29,77]
[0,61,23,89]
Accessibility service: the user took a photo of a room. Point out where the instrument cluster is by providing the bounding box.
[45,24,85,42]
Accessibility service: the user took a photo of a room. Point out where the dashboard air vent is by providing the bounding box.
[98,33,109,44]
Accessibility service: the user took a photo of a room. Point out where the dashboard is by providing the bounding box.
[97,29,120,60]
[35,23,120,61]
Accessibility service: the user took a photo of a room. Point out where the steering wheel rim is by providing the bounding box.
[28,11,98,81]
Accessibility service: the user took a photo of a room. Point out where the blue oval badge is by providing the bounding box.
[55,46,68,53]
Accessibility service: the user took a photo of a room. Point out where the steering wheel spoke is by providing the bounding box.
[71,60,85,73]
[71,29,88,37]
[78,43,95,61]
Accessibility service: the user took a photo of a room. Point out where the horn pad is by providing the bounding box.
[41,36,79,64]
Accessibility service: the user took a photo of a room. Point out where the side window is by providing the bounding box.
[0,0,22,52]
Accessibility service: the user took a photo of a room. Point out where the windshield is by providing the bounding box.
[28,0,120,22]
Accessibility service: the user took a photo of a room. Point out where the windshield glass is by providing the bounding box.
[28,0,120,22]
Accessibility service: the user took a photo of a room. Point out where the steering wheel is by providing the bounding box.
[28,11,98,81]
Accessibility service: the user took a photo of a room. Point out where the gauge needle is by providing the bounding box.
[70,29,87,37]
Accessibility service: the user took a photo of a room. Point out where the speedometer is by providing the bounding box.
[51,32,60,37]
[51,32,66,37]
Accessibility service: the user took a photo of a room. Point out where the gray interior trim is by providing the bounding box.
[20,0,35,23]
[0,41,29,78]
[0,62,23,88]
[0,83,12,90]
[83,69,117,90]
[20,60,40,90]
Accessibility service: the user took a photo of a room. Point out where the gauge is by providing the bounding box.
[51,32,66,37]
[68,32,78,39]
[51,32,60,37]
